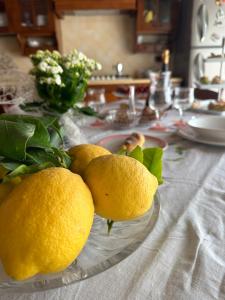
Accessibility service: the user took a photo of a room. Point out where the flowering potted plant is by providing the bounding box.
[30,50,101,113]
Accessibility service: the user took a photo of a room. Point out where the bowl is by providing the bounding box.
[105,109,140,130]
[188,116,225,141]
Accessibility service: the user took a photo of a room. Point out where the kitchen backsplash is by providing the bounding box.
[0,13,159,76]
[60,14,158,77]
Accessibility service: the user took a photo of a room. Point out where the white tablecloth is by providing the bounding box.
[1,110,225,300]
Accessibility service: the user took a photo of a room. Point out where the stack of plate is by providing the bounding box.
[178,116,225,146]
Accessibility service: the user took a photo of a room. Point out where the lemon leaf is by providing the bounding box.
[0,120,35,161]
[0,114,51,149]
[143,147,163,184]
[128,146,143,163]
[3,162,55,182]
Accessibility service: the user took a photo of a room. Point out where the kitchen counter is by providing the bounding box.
[88,77,182,87]
[87,77,183,102]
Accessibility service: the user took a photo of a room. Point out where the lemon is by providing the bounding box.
[0,165,8,179]
[84,154,158,221]
[0,167,94,281]
[68,144,111,177]
[0,182,14,205]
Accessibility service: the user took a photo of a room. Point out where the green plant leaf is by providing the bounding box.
[26,148,60,165]
[3,162,55,181]
[0,114,50,148]
[0,120,35,161]
[143,148,163,184]
[76,106,98,116]
[128,146,143,164]
[0,161,21,171]
[52,148,71,168]
[0,114,51,149]
[117,148,127,155]
[49,124,64,147]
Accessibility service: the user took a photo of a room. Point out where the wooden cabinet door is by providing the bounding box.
[10,0,54,34]
[0,0,14,33]
[137,0,180,34]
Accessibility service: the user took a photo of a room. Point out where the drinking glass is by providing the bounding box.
[149,87,172,130]
[173,87,194,125]
[86,88,106,113]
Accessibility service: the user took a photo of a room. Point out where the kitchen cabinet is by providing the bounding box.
[54,0,136,16]
[1,0,60,55]
[11,0,55,34]
[135,0,181,53]
[136,0,180,34]
[0,0,14,33]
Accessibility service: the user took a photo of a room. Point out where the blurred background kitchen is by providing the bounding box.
[0,0,224,102]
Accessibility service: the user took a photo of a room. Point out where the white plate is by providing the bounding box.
[188,116,225,141]
[178,126,225,146]
[96,133,167,152]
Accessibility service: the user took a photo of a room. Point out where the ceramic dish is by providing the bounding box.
[188,116,225,141]
[178,126,225,146]
[96,134,167,152]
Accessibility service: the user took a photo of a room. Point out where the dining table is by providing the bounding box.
[0,105,225,300]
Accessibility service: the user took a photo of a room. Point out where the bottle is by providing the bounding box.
[159,49,171,89]
[161,49,170,72]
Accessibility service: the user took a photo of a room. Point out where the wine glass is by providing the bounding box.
[173,87,194,126]
[149,87,172,130]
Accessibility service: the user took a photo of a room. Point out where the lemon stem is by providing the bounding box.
[107,219,114,235]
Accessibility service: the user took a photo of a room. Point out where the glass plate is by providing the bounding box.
[0,195,160,293]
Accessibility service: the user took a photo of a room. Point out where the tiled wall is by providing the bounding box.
[60,13,157,76]
[0,13,157,76]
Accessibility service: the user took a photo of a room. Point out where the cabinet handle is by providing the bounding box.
[197,4,209,42]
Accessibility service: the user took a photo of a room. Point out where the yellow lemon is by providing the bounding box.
[0,167,94,281]
[0,182,14,205]
[84,154,158,221]
[68,144,111,177]
[0,165,8,180]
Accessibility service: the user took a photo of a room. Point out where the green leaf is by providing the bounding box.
[26,148,60,165]
[0,114,51,149]
[117,148,127,155]
[49,124,64,147]
[4,162,55,181]
[0,161,21,171]
[128,146,143,164]
[76,106,98,116]
[52,148,71,168]
[0,120,35,161]
[143,147,163,184]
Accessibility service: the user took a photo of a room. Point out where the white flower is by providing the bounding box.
[96,62,102,70]
[38,61,48,72]
[51,65,63,74]
[78,52,86,60]
[47,77,54,84]
[54,74,62,86]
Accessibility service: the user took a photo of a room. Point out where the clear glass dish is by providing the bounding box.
[105,109,141,130]
[0,195,160,293]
